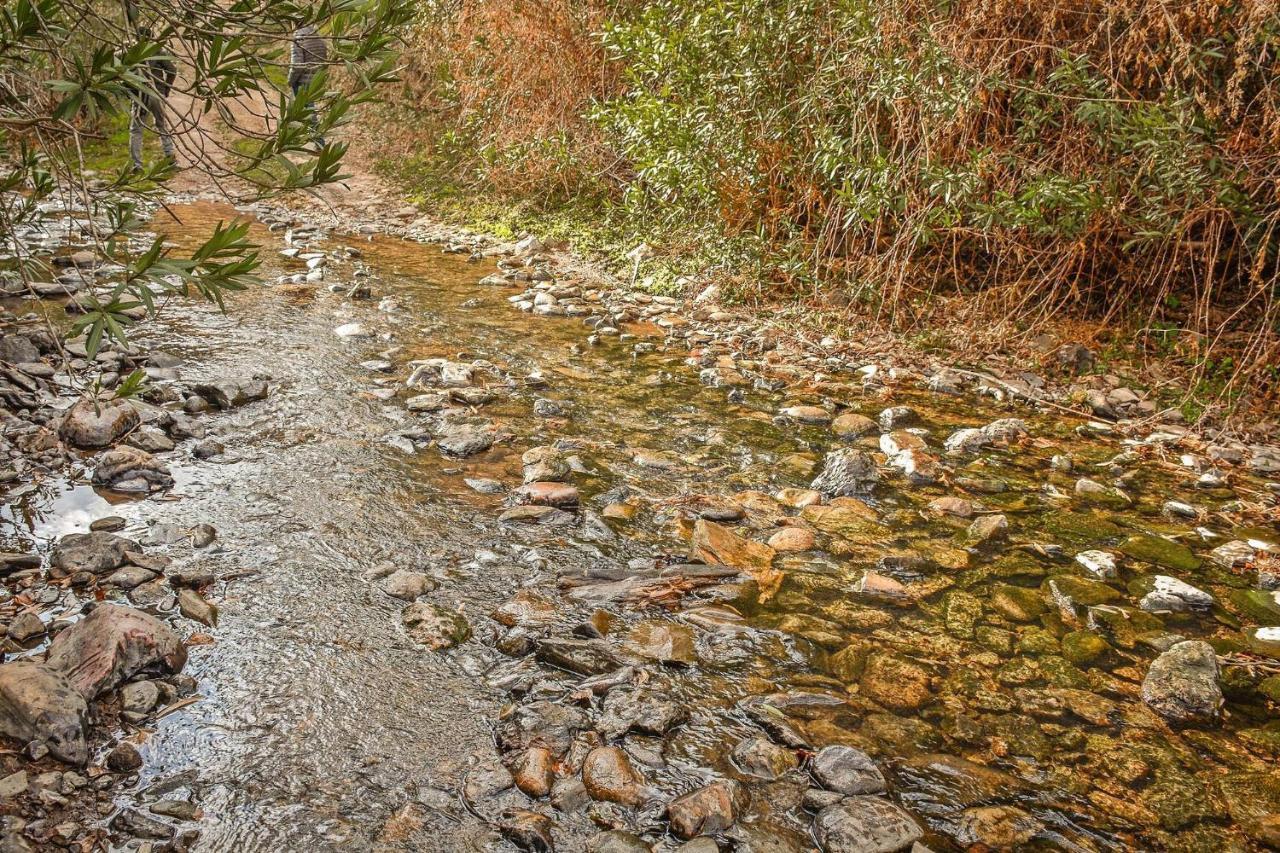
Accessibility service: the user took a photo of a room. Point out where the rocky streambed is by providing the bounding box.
[0,198,1277,852]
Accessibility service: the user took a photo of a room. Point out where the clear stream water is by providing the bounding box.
[2,203,1279,852]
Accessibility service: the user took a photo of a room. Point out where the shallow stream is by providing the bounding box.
[4,202,1279,852]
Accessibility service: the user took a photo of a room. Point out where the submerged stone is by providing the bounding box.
[1142,640,1222,724]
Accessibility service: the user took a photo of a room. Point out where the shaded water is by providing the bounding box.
[4,203,1279,851]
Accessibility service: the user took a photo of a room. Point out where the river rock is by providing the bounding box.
[832,413,877,440]
[623,621,696,665]
[45,605,187,699]
[522,446,569,483]
[768,527,815,552]
[107,740,143,772]
[498,810,555,852]
[191,379,268,409]
[598,688,686,738]
[956,805,1043,848]
[731,736,798,780]
[667,780,747,839]
[1075,550,1117,579]
[582,746,649,806]
[691,519,774,574]
[497,700,589,757]
[400,602,470,650]
[91,446,174,492]
[0,661,89,765]
[780,405,832,425]
[515,482,580,507]
[967,514,1008,542]
[1209,540,1257,569]
[0,334,40,364]
[120,680,160,714]
[1141,640,1222,724]
[860,653,932,711]
[6,610,44,642]
[811,450,878,497]
[512,746,555,798]
[535,638,619,676]
[811,745,886,795]
[878,406,917,430]
[586,831,648,852]
[1139,575,1214,613]
[814,797,923,853]
[492,590,558,628]
[58,397,139,448]
[380,569,437,600]
[50,531,135,576]
[177,588,218,627]
[435,423,494,457]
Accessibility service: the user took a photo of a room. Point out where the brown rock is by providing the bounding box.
[513,747,555,798]
[624,621,697,665]
[45,605,187,699]
[691,518,781,600]
[0,661,89,765]
[515,481,580,507]
[667,780,747,839]
[768,527,815,552]
[59,398,140,449]
[582,746,648,806]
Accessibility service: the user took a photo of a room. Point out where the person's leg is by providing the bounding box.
[149,95,175,165]
[128,101,146,171]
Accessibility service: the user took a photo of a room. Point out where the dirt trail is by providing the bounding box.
[161,76,398,217]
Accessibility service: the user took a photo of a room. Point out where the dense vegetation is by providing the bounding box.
[379,0,1280,415]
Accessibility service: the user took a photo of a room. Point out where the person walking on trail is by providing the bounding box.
[288,23,328,148]
[127,49,177,172]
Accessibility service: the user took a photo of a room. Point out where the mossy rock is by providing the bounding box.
[1037,655,1092,689]
[1042,511,1122,544]
[1239,727,1280,760]
[1141,772,1228,831]
[1017,627,1060,656]
[1259,675,1280,703]
[1045,574,1122,606]
[860,652,933,711]
[1090,606,1165,650]
[942,590,984,639]
[1062,630,1111,666]
[976,625,1014,655]
[990,584,1047,622]
[1228,588,1280,623]
[828,642,871,683]
[1244,628,1280,660]
[777,613,847,650]
[857,712,941,755]
[1119,533,1201,572]
[985,712,1052,759]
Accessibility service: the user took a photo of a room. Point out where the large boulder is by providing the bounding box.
[814,796,923,853]
[1141,640,1222,725]
[91,446,174,493]
[811,450,878,497]
[45,605,187,700]
[0,661,89,765]
[58,397,140,448]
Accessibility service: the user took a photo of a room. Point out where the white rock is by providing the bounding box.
[1140,575,1215,612]
[334,322,369,338]
[1076,550,1117,579]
